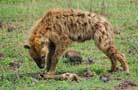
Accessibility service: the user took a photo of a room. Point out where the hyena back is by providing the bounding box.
[24,9,129,74]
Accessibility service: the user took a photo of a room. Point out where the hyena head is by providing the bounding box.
[24,36,49,69]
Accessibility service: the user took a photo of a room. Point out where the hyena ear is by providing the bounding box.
[24,42,31,49]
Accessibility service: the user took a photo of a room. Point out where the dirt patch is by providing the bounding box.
[114,80,138,90]
[83,68,93,79]
[0,52,5,60]
[100,74,110,82]
[0,21,3,28]
[130,0,138,6]
[113,26,122,35]
[9,60,23,71]
[0,21,19,32]
[128,47,138,56]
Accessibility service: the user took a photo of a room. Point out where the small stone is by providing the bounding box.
[100,74,110,82]
[87,56,94,64]
[63,50,82,65]
[83,68,93,78]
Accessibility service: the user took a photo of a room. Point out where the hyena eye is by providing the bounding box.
[41,55,45,59]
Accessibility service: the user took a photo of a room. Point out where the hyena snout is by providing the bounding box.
[38,63,45,69]
[34,57,46,69]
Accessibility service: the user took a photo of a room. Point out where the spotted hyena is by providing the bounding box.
[24,9,129,75]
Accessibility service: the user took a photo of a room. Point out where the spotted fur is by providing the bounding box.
[25,9,129,74]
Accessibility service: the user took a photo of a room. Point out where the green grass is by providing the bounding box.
[0,0,138,90]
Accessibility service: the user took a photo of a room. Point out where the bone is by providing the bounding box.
[40,72,82,82]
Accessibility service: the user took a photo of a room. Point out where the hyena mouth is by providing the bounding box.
[34,57,46,69]
[38,63,45,69]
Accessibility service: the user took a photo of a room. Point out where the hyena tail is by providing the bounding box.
[93,23,129,73]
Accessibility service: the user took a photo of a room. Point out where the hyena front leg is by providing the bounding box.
[94,23,129,73]
[46,41,56,72]
[47,47,66,75]
[47,35,72,75]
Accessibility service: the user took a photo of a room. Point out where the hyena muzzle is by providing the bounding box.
[24,9,129,74]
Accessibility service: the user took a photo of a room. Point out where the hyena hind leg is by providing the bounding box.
[105,45,129,73]
[94,24,129,73]
[114,52,129,73]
